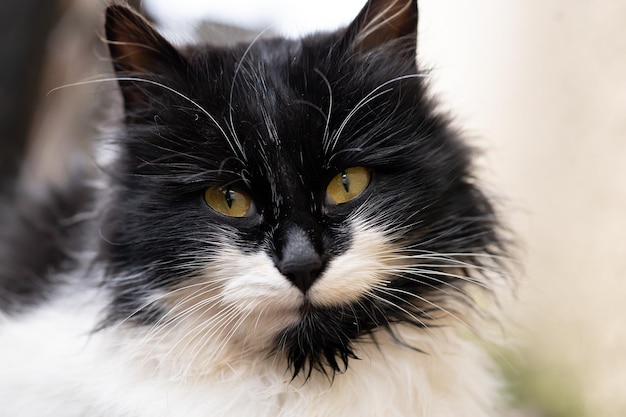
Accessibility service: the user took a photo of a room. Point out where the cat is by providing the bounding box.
[0,0,510,416]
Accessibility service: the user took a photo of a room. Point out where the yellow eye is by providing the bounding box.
[204,186,253,217]
[326,167,371,205]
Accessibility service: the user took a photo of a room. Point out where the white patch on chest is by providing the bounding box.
[0,295,502,417]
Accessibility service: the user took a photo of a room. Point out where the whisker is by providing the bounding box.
[374,284,476,335]
[227,28,274,161]
[48,76,244,159]
[314,68,334,149]
[326,73,427,154]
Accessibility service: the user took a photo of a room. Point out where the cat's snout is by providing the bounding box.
[277,225,323,293]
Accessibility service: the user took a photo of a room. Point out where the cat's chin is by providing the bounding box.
[298,299,321,315]
[273,304,364,379]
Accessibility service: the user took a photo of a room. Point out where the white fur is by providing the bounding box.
[0,224,504,416]
[309,224,396,306]
[0,304,500,416]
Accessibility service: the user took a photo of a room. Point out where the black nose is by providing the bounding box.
[277,226,323,293]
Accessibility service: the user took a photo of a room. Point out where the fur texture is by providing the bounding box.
[0,1,510,416]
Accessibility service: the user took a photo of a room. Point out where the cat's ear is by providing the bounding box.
[345,0,418,58]
[105,5,187,107]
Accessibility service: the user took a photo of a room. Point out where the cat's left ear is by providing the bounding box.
[345,0,418,60]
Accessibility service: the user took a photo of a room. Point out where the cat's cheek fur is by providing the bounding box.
[155,247,304,356]
[309,220,395,306]
[199,248,303,311]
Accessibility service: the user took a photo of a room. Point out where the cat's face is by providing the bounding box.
[102,0,502,377]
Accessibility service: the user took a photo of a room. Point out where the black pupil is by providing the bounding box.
[224,188,235,208]
[341,171,349,192]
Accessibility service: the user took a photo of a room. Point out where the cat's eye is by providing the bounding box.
[204,186,253,218]
[326,167,371,205]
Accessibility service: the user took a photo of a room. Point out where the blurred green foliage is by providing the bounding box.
[496,348,587,417]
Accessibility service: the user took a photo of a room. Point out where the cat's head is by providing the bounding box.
[101,0,504,378]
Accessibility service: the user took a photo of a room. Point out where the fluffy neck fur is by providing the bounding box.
[0,290,502,417]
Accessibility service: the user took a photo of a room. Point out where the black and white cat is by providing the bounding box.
[0,0,510,415]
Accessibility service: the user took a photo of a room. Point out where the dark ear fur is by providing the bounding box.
[105,5,187,108]
[346,0,418,57]
[105,5,184,74]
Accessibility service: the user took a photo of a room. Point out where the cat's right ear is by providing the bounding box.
[105,5,187,108]
[343,0,418,60]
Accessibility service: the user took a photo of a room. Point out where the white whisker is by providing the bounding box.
[326,73,427,154]
[48,76,244,160]
[227,28,274,162]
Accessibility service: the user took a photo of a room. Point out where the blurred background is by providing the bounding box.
[1,1,624,416]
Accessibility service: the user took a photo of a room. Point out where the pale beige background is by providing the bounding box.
[420,1,626,416]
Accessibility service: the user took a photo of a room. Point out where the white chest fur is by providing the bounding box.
[0,294,501,417]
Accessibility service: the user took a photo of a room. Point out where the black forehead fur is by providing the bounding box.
[101,3,505,379]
